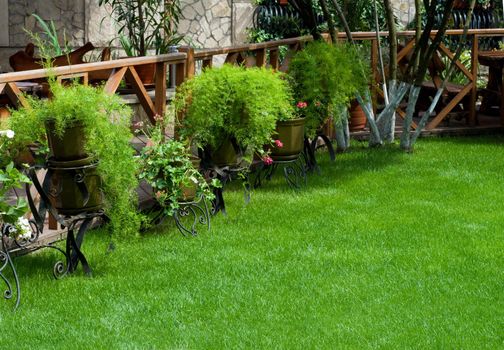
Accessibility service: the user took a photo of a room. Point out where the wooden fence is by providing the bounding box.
[1,28,504,129]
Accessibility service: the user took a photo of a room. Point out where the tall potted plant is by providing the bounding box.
[175,64,294,167]
[288,41,368,140]
[8,81,141,237]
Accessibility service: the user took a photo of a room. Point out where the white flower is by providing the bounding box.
[0,130,15,139]
[15,217,32,240]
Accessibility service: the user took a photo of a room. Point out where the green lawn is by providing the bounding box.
[1,136,504,348]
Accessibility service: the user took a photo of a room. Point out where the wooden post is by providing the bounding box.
[155,62,167,117]
[255,48,267,67]
[175,61,186,87]
[469,34,479,126]
[269,49,280,70]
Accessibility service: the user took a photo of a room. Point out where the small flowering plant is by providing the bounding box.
[0,130,32,238]
[137,116,220,216]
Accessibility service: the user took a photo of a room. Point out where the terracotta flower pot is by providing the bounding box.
[270,117,305,161]
[178,156,201,202]
[348,100,367,132]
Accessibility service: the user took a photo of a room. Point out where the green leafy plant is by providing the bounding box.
[28,14,71,57]
[175,65,294,162]
[138,118,218,216]
[0,130,32,238]
[98,0,183,56]
[288,41,369,137]
[8,82,141,237]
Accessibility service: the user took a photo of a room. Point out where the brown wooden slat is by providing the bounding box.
[255,48,267,67]
[56,72,89,86]
[0,83,5,94]
[175,62,186,87]
[125,66,157,123]
[155,62,167,117]
[426,83,473,130]
[104,67,128,95]
[438,43,473,81]
[269,49,279,70]
[5,83,29,108]
[397,39,415,63]
[0,53,187,84]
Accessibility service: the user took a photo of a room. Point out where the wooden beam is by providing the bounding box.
[0,83,5,95]
[438,43,473,81]
[125,66,157,124]
[426,83,473,130]
[397,38,415,63]
[104,67,127,95]
[0,53,187,84]
[155,62,167,117]
[5,83,29,108]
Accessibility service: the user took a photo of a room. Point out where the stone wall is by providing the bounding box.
[391,0,416,28]
[0,0,256,71]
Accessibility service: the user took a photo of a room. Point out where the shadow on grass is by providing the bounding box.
[252,142,409,193]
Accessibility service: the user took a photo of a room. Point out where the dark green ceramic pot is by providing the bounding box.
[47,157,103,215]
[271,118,305,161]
[210,138,239,167]
[45,121,88,161]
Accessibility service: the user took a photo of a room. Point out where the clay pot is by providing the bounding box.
[348,100,367,132]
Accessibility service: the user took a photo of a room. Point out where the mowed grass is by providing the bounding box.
[1,135,504,348]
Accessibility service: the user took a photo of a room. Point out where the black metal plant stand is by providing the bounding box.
[254,155,307,190]
[204,165,251,216]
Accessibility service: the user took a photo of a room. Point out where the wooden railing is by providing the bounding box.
[0,53,187,124]
[182,29,504,130]
[2,28,504,130]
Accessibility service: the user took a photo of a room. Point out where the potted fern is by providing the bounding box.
[8,80,141,237]
[175,64,294,167]
[288,41,368,138]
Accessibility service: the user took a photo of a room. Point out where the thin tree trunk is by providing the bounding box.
[319,0,338,43]
[328,0,353,43]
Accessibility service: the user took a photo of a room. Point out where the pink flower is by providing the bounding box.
[274,139,283,148]
[296,101,308,109]
[154,114,164,123]
[263,156,273,166]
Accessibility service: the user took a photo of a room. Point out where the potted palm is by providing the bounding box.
[8,80,141,237]
[175,64,294,168]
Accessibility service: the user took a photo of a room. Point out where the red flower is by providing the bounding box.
[274,139,284,148]
[263,156,273,166]
[296,101,308,109]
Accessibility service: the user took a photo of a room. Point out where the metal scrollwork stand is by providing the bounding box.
[254,155,307,190]
[26,166,106,278]
[174,195,211,236]
[0,224,21,310]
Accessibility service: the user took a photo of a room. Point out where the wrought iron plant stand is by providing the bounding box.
[1,162,106,311]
